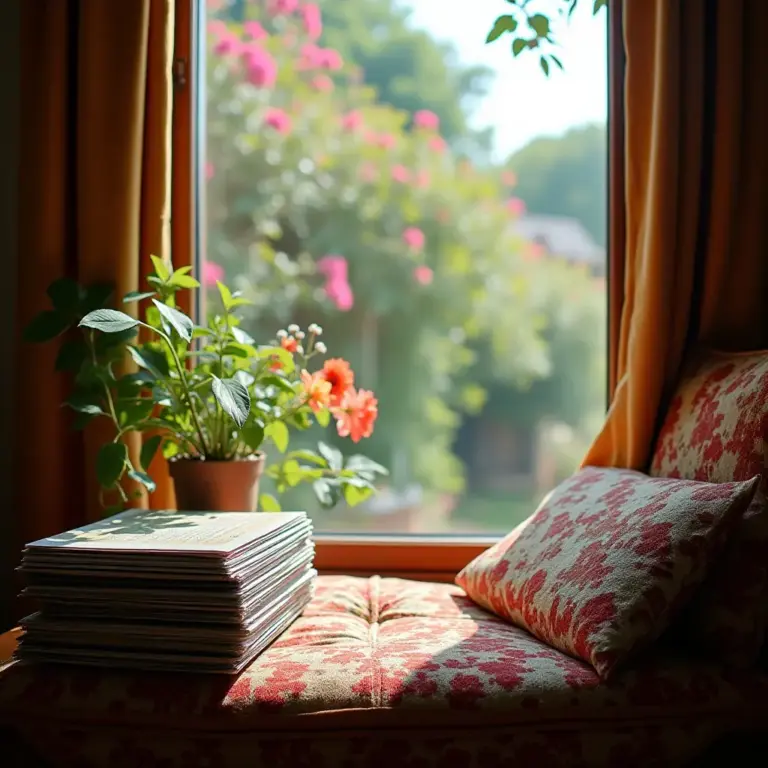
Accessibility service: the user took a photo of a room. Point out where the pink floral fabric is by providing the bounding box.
[1,575,767,767]
[650,349,768,666]
[456,467,760,679]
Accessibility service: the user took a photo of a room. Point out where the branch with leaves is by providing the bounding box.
[486,0,608,75]
[24,257,388,514]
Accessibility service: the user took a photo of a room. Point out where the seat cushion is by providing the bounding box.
[456,467,759,678]
[1,576,766,768]
[650,348,768,666]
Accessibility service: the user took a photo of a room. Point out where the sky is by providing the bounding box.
[404,0,608,158]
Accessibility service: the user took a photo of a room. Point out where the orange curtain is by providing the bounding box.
[585,0,768,470]
[14,0,178,560]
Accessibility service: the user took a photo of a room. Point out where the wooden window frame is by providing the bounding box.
[172,0,621,580]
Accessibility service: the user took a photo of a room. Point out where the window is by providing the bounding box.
[200,0,608,537]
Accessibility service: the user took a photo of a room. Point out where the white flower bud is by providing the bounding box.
[296,344,304,355]
[296,330,306,340]
[276,329,288,339]
[308,323,323,336]
[287,323,300,334]
[315,341,327,354]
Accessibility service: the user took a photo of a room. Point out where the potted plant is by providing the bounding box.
[24,256,387,513]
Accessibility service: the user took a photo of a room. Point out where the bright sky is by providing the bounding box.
[404,0,608,158]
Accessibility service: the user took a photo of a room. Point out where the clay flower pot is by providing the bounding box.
[169,453,266,512]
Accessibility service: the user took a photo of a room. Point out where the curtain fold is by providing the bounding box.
[585,0,768,470]
[14,0,177,557]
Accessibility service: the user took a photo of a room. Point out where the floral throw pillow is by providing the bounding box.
[651,349,768,666]
[456,467,760,680]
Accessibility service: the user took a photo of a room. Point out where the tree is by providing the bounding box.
[507,123,607,246]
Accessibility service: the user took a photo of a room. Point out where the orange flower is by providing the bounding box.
[320,358,355,406]
[333,387,378,443]
[268,354,283,372]
[281,335,298,353]
[301,369,331,413]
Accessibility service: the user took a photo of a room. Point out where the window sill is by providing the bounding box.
[313,534,498,582]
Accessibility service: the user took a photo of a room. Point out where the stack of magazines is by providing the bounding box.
[15,508,315,674]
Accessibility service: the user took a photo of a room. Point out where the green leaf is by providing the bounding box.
[287,450,327,467]
[313,478,339,508]
[66,401,104,416]
[96,442,128,488]
[118,399,155,427]
[123,290,156,304]
[168,273,200,289]
[594,0,608,11]
[486,14,517,43]
[540,56,550,76]
[318,441,343,471]
[241,421,265,451]
[217,281,233,309]
[315,408,331,428]
[127,345,170,376]
[222,343,252,358]
[550,53,564,70]
[231,326,255,345]
[528,13,550,36]
[23,310,71,343]
[80,283,114,314]
[47,278,82,314]
[140,434,163,471]
[259,493,281,512]
[282,459,303,487]
[265,420,289,453]
[260,374,297,394]
[212,376,251,428]
[152,300,193,343]
[257,346,295,374]
[127,469,156,493]
[79,309,139,334]
[150,254,170,281]
[72,410,99,431]
[512,37,526,56]
[344,454,388,477]
[55,339,89,372]
[95,326,138,353]
[344,483,373,507]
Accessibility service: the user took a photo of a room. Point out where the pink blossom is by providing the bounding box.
[213,30,241,56]
[317,255,348,280]
[298,44,322,69]
[268,0,299,15]
[415,169,430,188]
[264,107,292,134]
[376,133,397,150]
[243,47,277,88]
[414,109,440,131]
[402,227,425,253]
[319,48,343,70]
[207,19,228,39]
[502,170,517,187]
[342,110,364,132]
[413,266,434,285]
[325,279,354,311]
[203,261,224,288]
[359,162,378,183]
[311,74,334,92]
[428,135,447,154]
[506,197,526,216]
[244,21,268,41]
[523,242,545,262]
[205,161,215,180]
[301,4,323,41]
[207,0,225,10]
[391,165,411,184]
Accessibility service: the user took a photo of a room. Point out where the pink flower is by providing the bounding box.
[243,47,277,88]
[414,109,440,131]
[376,133,397,150]
[319,48,343,70]
[317,255,348,281]
[523,242,544,262]
[391,165,411,184]
[301,4,323,40]
[402,227,425,253]
[502,170,517,187]
[415,169,430,188]
[203,261,224,288]
[207,20,228,39]
[506,197,526,216]
[311,74,334,92]
[428,135,447,154]
[244,21,268,41]
[413,266,434,285]
[268,0,299,15]
[205,161,215,180]
[341,110,364,132]
[325,279,354,311]
[264,107,292,134]
[213,30,241,56]
[359,162,378,183]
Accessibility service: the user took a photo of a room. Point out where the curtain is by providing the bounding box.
[14,0,177,556]
[585,0,768,470]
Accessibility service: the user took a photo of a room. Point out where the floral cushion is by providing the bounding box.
[651,349,768,666]
[456,467,760,679]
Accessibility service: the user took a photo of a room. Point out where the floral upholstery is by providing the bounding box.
[1,575,766,767]
[456,467,759,678]
[651,349,768,666]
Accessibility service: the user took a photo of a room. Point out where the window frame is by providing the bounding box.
[175,0,618,579]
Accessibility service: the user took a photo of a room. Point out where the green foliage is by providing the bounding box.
[25,259,387,512]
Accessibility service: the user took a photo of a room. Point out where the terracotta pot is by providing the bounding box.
[169,454,266,512]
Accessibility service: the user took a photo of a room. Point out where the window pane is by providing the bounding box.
[203,0,607,534]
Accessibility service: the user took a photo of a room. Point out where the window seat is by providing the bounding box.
[1,575,766,767]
